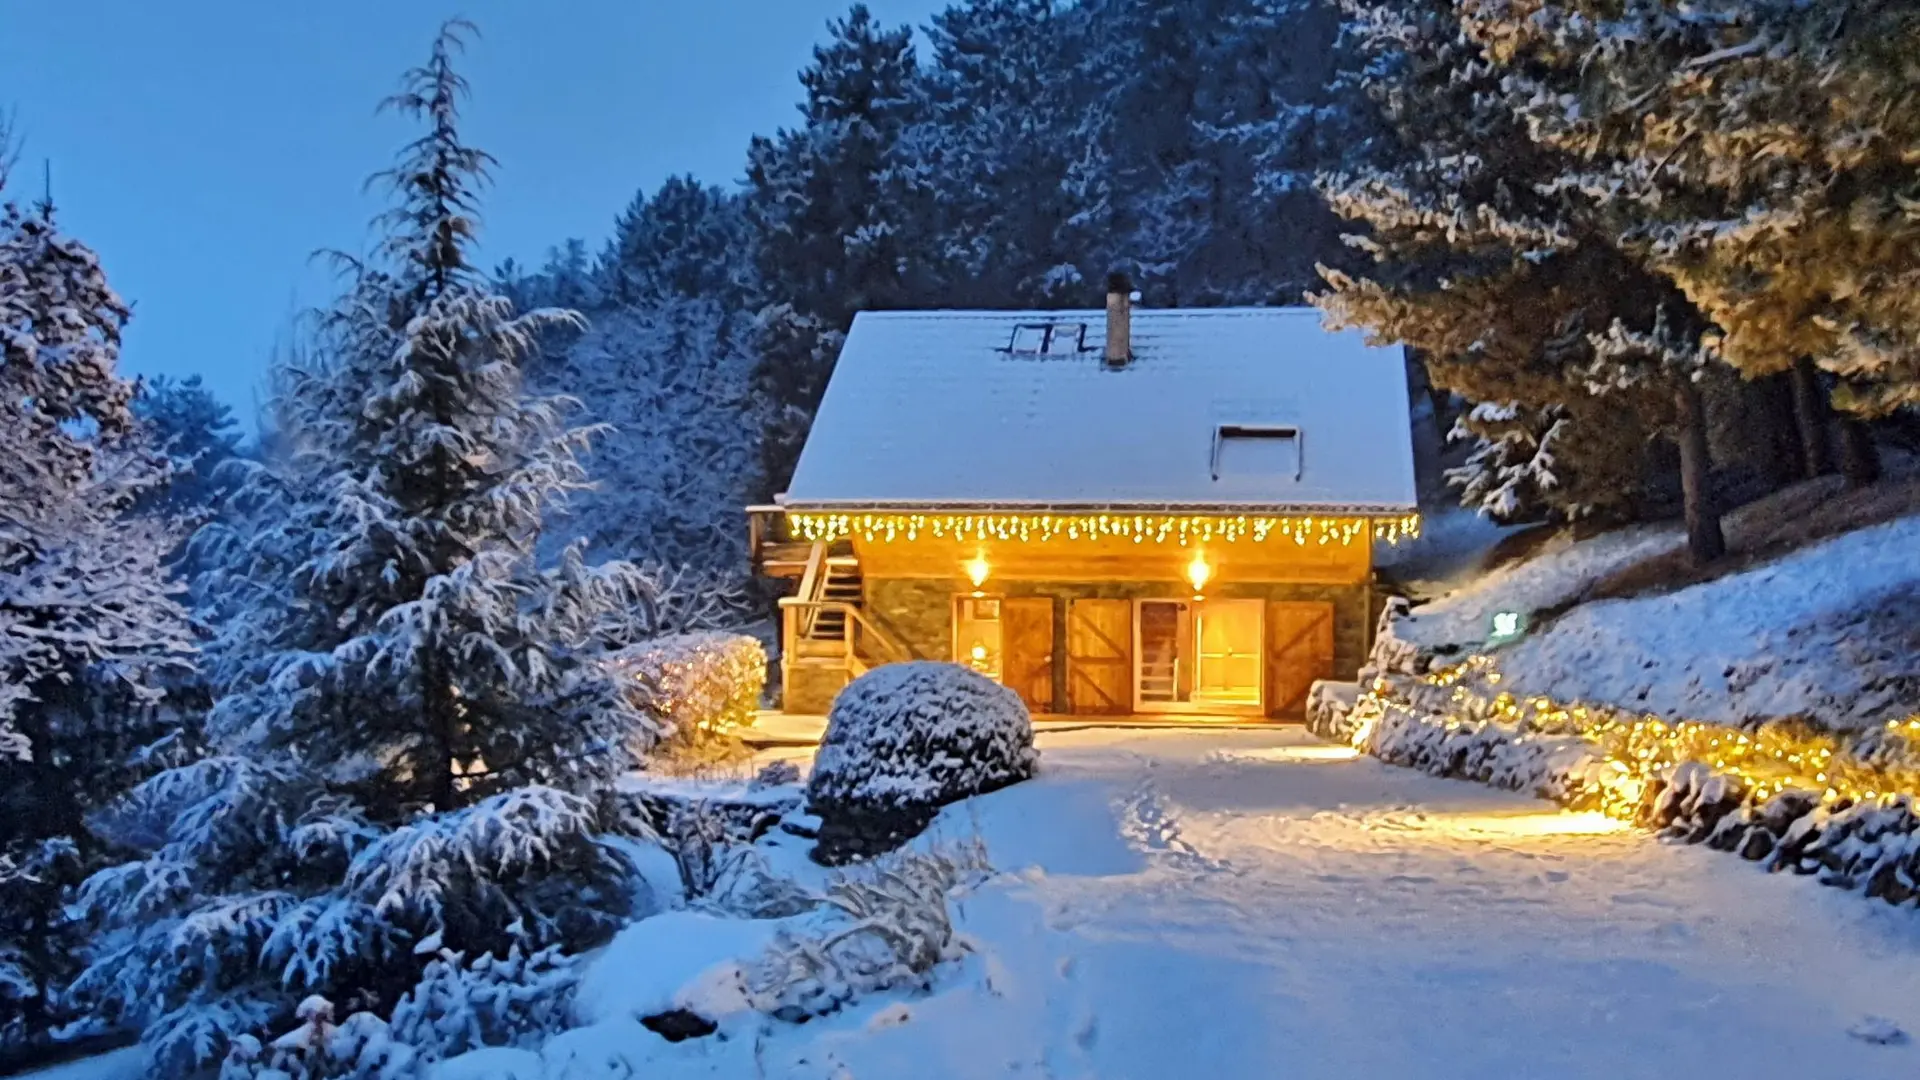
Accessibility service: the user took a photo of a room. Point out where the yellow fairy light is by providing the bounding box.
[784,510,1421,546]
[1351,653,1920,829]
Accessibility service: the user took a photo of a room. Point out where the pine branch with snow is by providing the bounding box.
[69,24,670,1072]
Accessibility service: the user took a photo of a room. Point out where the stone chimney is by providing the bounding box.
[1105,272,1133,369]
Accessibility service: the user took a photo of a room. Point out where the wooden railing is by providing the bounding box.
[778,598,914,683]
[792,541,827,640]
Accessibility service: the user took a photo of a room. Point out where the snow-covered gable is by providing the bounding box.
[785,308,1417,512]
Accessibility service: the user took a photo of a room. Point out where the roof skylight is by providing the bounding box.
[1005,322,1088,356]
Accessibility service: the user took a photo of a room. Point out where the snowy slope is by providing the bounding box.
[442,728,1920,1079]
[1393,522,1685,652]
[1500,514,1920,730]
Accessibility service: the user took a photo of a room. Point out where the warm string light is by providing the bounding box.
[607,640,763,737]
[786,511,1422,547]
[1367,655,1920,823]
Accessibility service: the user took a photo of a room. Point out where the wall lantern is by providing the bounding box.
[1186,551,1212,599]
[965,553,991,595]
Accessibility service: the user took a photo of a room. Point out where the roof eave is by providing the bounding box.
[778,498,1421,516]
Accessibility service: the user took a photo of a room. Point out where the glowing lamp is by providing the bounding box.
[965,553,991,593]
[1488,610,1526,644]
[1186,551,1212,597]
[970,643,989,663]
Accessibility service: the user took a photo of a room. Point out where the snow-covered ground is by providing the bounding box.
[1500,515,1920,730]
[447,727,1920,1079]
[1393,522,1684,653]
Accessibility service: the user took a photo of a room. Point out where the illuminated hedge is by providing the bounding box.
[610,632,768,752]
[1344,659,1920,906]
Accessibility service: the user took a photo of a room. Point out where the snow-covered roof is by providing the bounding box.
[784,307,1417,513]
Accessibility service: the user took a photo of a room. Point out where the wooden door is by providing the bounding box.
[1265,601,1335,719]
[1001,598,1055,714]
[1068,599,1132,715]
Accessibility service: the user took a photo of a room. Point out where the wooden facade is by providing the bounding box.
[764,509,1379,720]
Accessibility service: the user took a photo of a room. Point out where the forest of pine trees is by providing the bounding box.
[1,0,1917,1074]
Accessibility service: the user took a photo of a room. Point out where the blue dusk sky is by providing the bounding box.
[1,1,946,427]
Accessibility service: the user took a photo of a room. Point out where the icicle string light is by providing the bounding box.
[785,511,1422,546]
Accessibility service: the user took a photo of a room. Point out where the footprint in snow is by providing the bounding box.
[1118,782,1228,873]
[1849,1017,1909,1046]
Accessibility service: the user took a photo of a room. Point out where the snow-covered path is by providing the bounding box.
[62,728,1920,1080]
[697,727,1920,1080]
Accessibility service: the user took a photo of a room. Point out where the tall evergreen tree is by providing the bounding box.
[917,0,1087,305]
[132,374,244,518]
[600,175,753,307]
[1315,0,1728,560]
[0,153,194,1058]
[748,4,925,494]
[1456,0,1912,492]
[73,25,657,1071]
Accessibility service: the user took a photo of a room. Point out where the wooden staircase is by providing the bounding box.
[1138,653,1179,704]
[775,540,913,711]
[805,555,865,647]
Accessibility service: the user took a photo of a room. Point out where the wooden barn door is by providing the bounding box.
[1001,598,1056,714]
[1265,601,1335,719]
[1067,599,1132,715]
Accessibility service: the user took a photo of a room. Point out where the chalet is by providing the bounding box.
[748,283,1419,719]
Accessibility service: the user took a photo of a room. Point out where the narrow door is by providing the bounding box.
[1001,597,1056,714]
[1135,599,1192,708]
[1067,599,1132,715]
[1193,600,1264,708]
[1266,601,1336,718]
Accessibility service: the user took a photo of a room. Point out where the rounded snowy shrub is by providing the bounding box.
[613,632,767,758]
[807,662,1036,864]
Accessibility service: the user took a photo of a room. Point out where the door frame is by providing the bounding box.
[1129,597,1266,716]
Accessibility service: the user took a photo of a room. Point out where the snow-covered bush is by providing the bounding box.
[704,846,816,920]
[612,632,766,756]
[750,841,988,1021]
[1305,680,1361,742]
[74,769,648,1075]
[663,800,732,899]
[223,943,580,1079]
[807,662,1036,863]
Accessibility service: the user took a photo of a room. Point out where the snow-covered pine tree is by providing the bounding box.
[1459,0,1913,492]
[1462,0,1920,420]
[916,0,1092,306]
[71,24,661,1073]
[599,175,753,308]
[747,3,926,493]
[1061,0,1355,305]
[131,374,244,520]
[1313,0,1728,555]
[0,152,195,1059]
[493,175,767,583]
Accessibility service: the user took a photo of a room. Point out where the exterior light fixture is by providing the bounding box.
[1489,610,1526,644]
[965,553,991,595]
[1186,551,1212,598]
